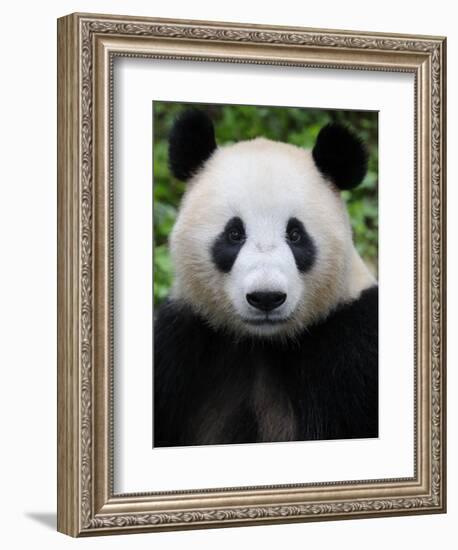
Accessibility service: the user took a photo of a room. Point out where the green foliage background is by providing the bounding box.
[153,102,378,307]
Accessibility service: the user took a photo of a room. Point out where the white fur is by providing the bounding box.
[169,137,375,337]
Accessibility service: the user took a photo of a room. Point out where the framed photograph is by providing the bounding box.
[57,13,446,537]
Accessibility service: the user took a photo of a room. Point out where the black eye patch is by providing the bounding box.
[285,217,316,273]
[211,217,246,273]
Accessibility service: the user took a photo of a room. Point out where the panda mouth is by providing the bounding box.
[240,316,290,326]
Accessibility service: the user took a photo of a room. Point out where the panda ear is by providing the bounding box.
[168,108,217,181]
[312,123,368,190]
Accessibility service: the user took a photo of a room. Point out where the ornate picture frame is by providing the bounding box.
[57,12,446,537]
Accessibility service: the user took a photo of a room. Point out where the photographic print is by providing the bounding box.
[153,102,379,448]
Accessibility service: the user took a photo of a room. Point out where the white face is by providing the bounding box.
[170,138,369,338]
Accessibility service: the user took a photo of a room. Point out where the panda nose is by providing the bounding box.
[246,291,287,312]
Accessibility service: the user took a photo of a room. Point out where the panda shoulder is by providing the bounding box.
[154,299,211,361]
[309,284,378,356]
[333,284,378,357]
[336,284,378,335]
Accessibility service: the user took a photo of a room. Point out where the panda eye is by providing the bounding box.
[228,228,245,244]
[287,227,302,244]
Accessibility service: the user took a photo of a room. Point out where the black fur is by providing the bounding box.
[211,217,247,273]
[285,217,316,272]
[168,109,217,181]
[154,286,378,447]
[312,123,368,190]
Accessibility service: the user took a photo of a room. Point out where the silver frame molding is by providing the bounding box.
[57,12,446,537]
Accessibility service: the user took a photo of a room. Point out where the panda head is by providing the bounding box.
[166,108,375,338]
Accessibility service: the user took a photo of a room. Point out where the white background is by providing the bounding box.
[115,60,414,492]
[0,1,454,548]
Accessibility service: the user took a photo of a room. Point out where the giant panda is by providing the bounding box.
[154,108,378,447]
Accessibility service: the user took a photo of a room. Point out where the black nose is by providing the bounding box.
[246,291,287,312]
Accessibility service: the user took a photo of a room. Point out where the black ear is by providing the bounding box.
[312,123,368,190]
[168,109,217,181]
